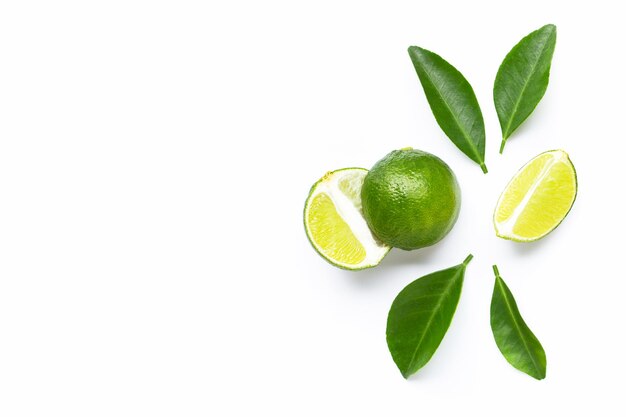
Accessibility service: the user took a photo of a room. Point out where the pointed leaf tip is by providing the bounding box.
[543,23,557,32]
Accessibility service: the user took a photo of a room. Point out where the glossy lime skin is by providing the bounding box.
[361,149,461,250]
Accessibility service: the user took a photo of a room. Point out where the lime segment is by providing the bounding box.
[304,168,390,270]
[494,150,577,242]
[308,193,366,265]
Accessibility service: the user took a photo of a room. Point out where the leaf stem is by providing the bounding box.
[492,264,500,277]
[499,139,507,154]
[480,163,488,174]
[463,254,474,266]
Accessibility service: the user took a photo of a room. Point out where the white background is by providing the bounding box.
[1,1,625,415]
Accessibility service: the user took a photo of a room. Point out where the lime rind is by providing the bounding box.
[494,149,577,242]
[304,168,391,270]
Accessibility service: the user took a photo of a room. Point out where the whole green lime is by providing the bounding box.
[361,148,461,250]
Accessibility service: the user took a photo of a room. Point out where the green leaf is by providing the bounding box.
[494,24,557,153]
[408,47,487,174]
[386,254,473,378]
[490,265,547,380]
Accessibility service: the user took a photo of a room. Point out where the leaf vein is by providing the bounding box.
[417,59,484,165]
[502,33,554,137]
[404,268,462,373]
[496,277,542,375]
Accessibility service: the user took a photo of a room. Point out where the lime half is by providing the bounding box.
[304,168,391,269]
[494,150,577,242]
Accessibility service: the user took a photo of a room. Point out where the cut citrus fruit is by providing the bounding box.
[304,168,391,269]
[494,150,577,242]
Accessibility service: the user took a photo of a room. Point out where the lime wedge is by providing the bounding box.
[494,150,577,242]
[304,168,391,269]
